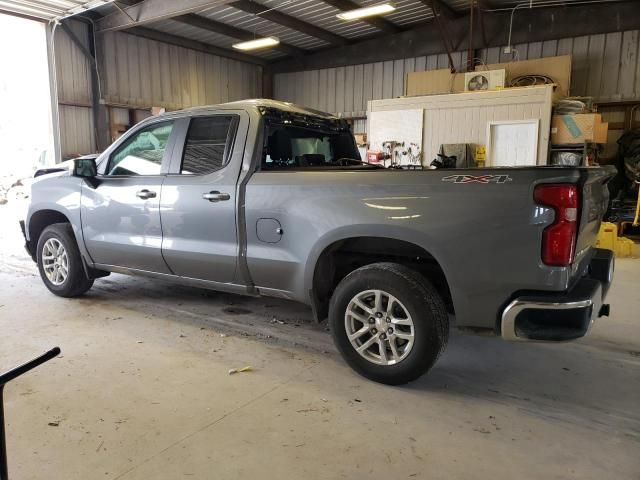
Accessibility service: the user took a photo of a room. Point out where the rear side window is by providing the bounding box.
[181,116,235,175]
[262,124,359,170]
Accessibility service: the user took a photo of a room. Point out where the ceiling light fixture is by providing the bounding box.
[232,37,280,51]
[336,2,396,20]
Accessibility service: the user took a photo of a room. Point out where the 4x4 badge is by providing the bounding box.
[441,174,513,184]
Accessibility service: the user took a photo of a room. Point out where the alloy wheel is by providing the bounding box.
[42,238,69,286]
[344,289,415,365]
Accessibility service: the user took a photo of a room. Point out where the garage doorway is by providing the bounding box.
[0,13,55,201]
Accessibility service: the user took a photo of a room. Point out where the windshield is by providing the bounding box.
[261,123,361,170]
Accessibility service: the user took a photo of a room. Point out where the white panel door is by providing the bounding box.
[488,120,539,166]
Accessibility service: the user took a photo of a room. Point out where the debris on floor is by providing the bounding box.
[228,366,252,375]
[223,306,252,315]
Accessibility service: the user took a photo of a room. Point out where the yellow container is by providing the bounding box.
[615,238,635,258]
[595,222,618,252]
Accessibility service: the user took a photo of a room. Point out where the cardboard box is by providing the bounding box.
[354,133,367,145]
[551,114,609,145]
[595,121,609,144]
[406,69,464,97]
[481,55,572,98]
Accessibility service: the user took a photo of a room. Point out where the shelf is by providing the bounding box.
[550,142,599,150]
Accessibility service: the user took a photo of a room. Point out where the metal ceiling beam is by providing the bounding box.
[83,0,267,64]
[173,13,306,58]
[229,0,349,46]
[477,0,499,9]
[424,0,457,71]
[320,0,400,34]
[60,21,96,67]
[268,1,640,72]
[419,0,459,19]
[96,0,235,32]
[126,26,268,65]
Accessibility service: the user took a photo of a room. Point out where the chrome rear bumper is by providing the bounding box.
[501,249,614,342]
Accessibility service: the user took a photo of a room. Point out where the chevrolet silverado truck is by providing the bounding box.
[21,99,615,385]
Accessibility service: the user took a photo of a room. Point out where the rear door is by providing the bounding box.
[81,120,177,273]
[160,111,248,283]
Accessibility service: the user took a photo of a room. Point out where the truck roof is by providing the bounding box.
[178,99,338,120]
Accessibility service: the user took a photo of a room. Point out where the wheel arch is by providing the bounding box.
[26,209,73,260]
[305,226,455,322]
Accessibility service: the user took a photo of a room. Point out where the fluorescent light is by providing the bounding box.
[232,37,280,51]
[336,3,396,20]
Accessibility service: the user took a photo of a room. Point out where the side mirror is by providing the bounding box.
[72,157,97,178]
[72,158,100,188]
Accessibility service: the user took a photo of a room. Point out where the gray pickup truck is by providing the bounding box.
[22,99,615,384]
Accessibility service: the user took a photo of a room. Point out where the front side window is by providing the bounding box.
[107,121,174,176]
[262,124,360,170]
[181,116,235,175]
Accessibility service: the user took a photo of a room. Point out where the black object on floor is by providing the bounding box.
[0,347,61,480]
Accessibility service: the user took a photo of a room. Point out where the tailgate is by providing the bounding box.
[575,166,616,262]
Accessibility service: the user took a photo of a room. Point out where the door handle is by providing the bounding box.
[136,189,156,199]
[202,191,231,202]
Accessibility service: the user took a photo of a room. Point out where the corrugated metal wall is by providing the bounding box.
[482,32,640,103]
[54,21,95,157]
[53,24,640,156]
[274,30,640,118]
[352,118,367,133]
[100,31,262,110]
[53,20,263,158]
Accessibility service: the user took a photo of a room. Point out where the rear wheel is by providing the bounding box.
[37,223,94,297]
[329,262,449,385]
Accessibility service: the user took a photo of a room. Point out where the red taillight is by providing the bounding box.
[534,184,578,266]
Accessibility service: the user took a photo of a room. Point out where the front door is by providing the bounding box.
[81,120,176,273]
[160,112,247,283]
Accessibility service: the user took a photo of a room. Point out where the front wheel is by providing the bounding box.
[329,263,449,385]
[36,223,94,297]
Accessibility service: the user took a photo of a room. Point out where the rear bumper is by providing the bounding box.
[501,249,614,342]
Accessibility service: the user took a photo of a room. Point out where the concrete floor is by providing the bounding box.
[0,204,639,480]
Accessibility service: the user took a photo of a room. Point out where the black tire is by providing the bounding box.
[36,223,94,297]
[329,262,449,385]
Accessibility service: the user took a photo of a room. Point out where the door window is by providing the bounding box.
[106,121,174,176]
[181,116,235,175]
